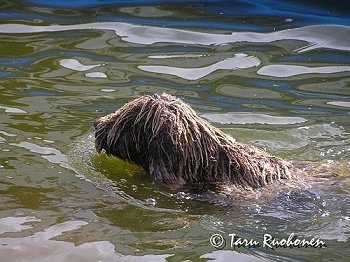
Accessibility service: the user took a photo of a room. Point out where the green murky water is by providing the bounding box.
[0,2,350,261]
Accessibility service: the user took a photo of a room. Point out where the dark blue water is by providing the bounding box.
[3,0,348,29]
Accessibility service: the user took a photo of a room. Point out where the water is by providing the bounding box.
[0,1,349,261]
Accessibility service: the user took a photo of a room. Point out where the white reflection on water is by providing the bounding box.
[0,130,17,138]
[202,112,306,125]
[59,58,101,71]
[148,54,206,59]
[11,141,73,171]
[0,216,40,234]
[85,72,107,78]
[327,101,350,108]
[201,250,270,262]
[0,105,27,114]
[258,64,350,78]
[0,216,172,262]
[0,23,349,52]
[59,58,107,78]
[139,53,260,80]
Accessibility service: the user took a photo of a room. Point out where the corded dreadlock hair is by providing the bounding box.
[94,93,294,190]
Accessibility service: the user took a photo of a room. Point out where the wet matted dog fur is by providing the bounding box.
[94,93,298,190]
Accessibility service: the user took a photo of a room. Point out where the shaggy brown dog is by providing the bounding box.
[94,93,295,190]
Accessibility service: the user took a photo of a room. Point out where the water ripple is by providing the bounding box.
[258,64,350,78]
[59,58,102,71]
[0,23,349,52]
[202,112,306,125]
[0,216,172,262]
[139,53,260,80]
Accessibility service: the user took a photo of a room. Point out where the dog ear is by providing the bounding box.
[149,158,185,189]
[95,121,113,154]
[145,125,186,188]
